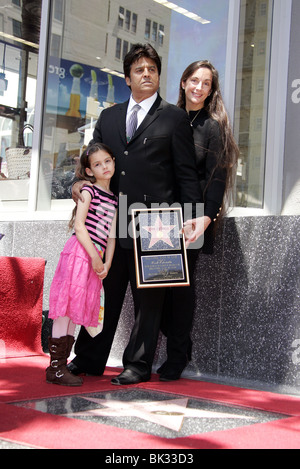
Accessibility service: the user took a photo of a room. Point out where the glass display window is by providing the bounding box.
[37,0,231,212]
[0,0,40,211]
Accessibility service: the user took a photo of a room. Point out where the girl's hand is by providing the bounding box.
[96,263,110,280]
[92,255,104,275]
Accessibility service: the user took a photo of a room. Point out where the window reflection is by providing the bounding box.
[38,0,231,210]
[0,0,40,208]
[0,0,277,214]
[234,0,273,208]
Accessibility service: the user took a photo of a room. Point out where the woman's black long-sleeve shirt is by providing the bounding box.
[189,109,227,253]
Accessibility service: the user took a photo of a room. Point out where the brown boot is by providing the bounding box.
[46,336,83,386]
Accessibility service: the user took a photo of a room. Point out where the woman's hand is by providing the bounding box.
[183,216,211,247]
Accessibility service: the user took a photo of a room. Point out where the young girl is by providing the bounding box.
[46,143,118,386]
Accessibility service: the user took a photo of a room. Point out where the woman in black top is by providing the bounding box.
[159,61,239,381]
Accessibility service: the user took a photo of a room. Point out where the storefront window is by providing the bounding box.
[0,0,40,210]
[0,0,277,216]
[234,0,273,208]
[37,0,230,211]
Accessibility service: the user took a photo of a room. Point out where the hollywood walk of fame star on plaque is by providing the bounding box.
[131,207,189,288]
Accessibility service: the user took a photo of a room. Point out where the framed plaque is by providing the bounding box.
[131,207,190,288]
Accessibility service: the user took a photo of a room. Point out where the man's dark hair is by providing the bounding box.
[123,43,162,78]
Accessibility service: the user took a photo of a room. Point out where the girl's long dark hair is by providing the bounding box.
[69,143,114,229]
[178,60,239,218]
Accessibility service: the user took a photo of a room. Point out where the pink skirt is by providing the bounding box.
[49,236,104,328]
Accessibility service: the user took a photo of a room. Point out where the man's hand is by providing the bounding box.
[72,180,93,204]
[183,216,211,247]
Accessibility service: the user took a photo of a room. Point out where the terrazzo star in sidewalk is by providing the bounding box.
[63,396,254,432]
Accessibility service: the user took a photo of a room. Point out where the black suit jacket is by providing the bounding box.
[92,94,202,248]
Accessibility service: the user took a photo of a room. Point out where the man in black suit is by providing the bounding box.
[69,44,202,385]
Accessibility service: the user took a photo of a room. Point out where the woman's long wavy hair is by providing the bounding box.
[178,60,239,218]
[69,143,114,230]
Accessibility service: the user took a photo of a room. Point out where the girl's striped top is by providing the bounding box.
[77,184,118,252]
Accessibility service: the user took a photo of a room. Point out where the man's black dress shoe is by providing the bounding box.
[159,371,182,382]
[67,361,102,377]
[158,362,185,382]
[67,362,84,375]
[156,361,167,375]
[111,369,148,386]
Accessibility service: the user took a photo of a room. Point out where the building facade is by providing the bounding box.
[0,0,299,393]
